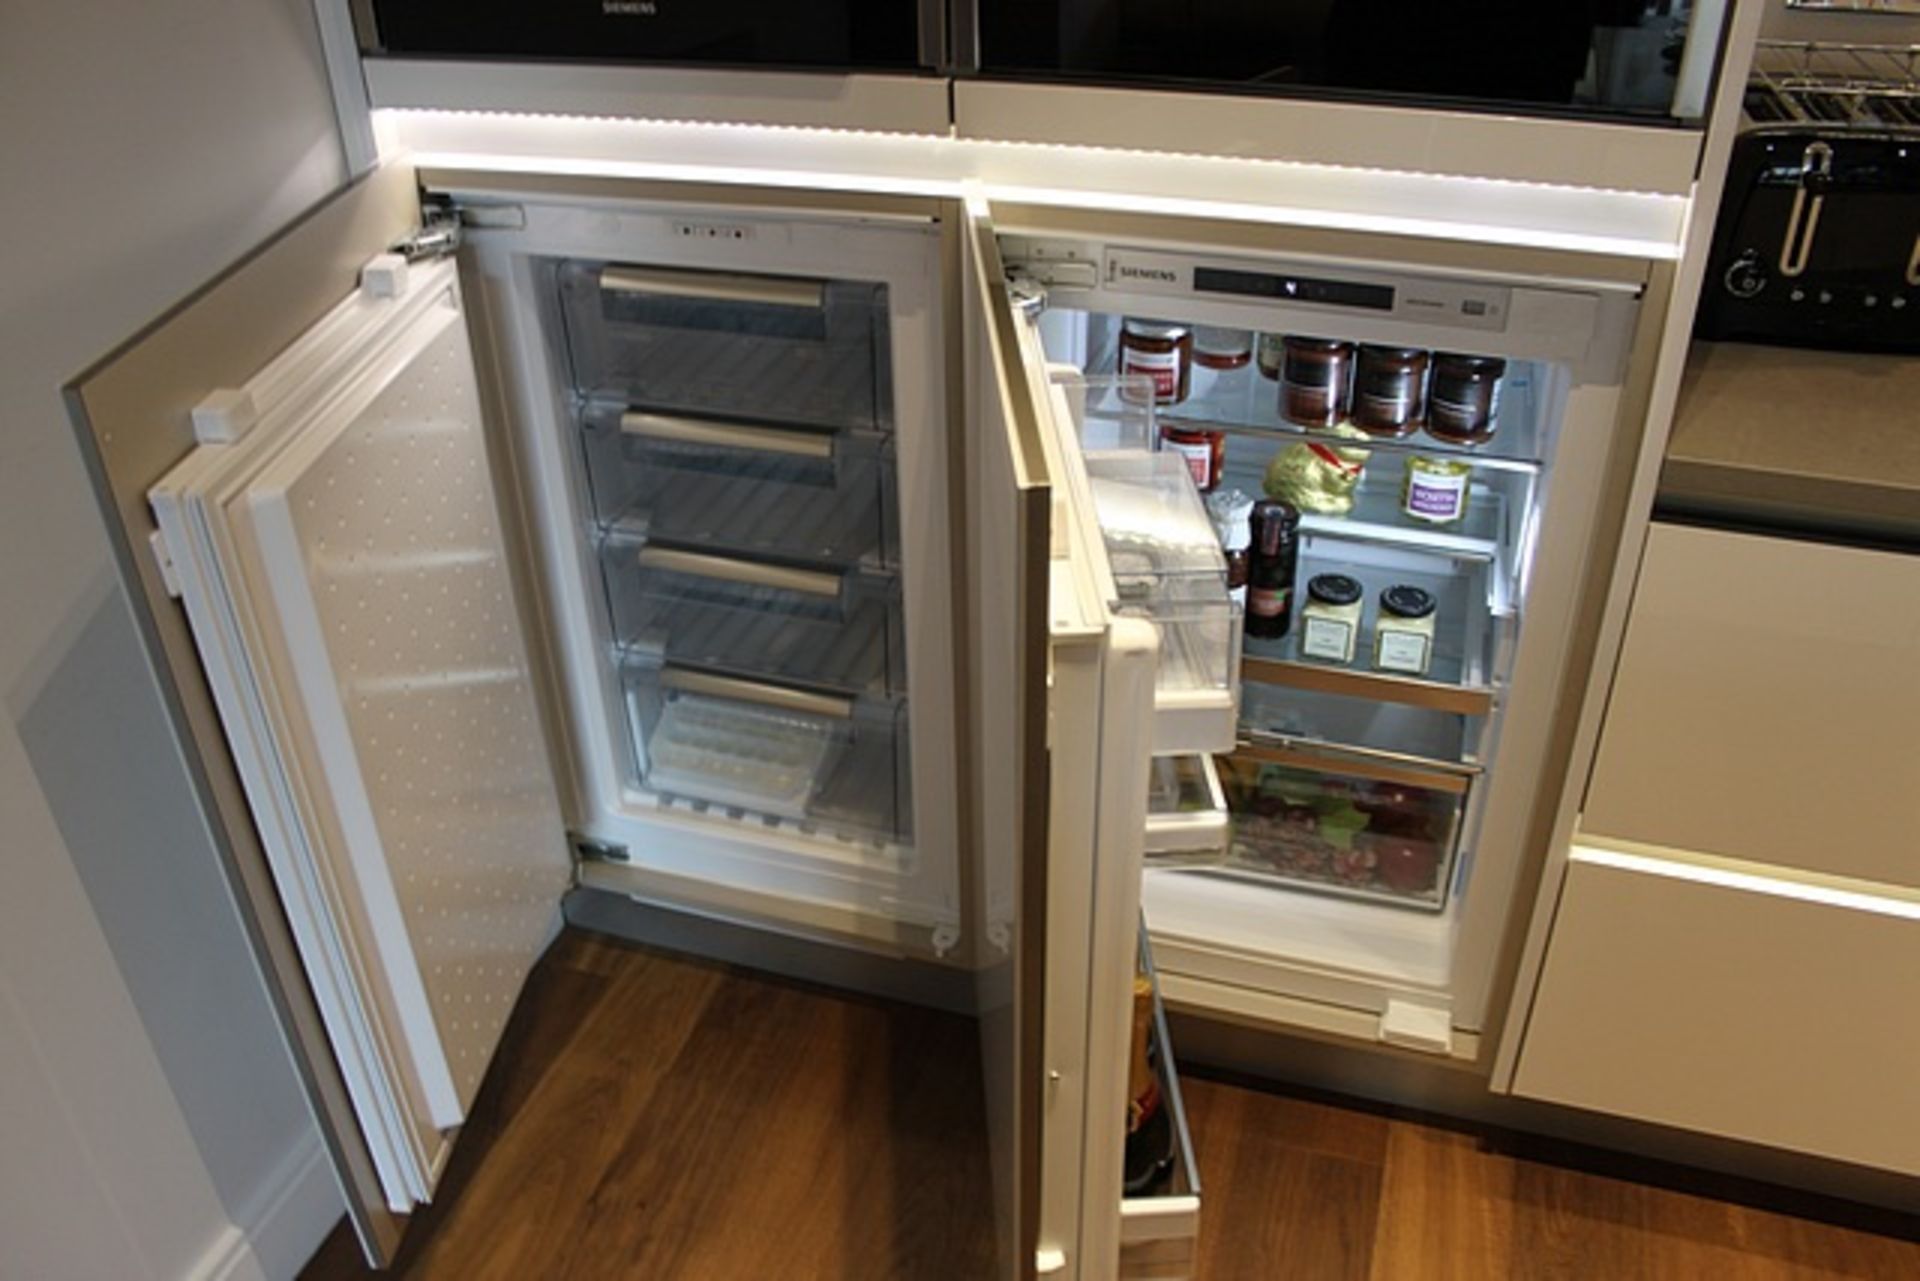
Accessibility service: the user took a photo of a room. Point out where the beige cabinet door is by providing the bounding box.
[1583,522,1920,890]
[1514,849,1920,1176]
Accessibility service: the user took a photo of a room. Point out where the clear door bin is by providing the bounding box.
[1085,450,1238,706]
[622,658,910,844]
[1144,755,1230,866]
[599,532,904,698]
[559,261,889,431]
[1214,750,1468,911]
[577,402,896,568]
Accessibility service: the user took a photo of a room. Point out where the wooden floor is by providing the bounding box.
[303,929,1920,1280]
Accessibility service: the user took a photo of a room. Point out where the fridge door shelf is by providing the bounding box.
[1239,542,1499,718]
[1089,323,1546,470]
[560,260,889,431]
[1144,754,1230,864]
[1084,450,1242,718]
[1212,744,1472,912]
[599,532,905,698]
[622,658,909,844]
[579,402,898,569]
[1121,927,1202,1280]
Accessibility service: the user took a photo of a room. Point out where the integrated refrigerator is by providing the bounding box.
[71,160,1665,1280]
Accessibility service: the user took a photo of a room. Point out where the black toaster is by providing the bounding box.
[1697,43,1920,353]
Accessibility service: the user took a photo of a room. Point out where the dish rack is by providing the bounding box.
[1747,39,1920,127]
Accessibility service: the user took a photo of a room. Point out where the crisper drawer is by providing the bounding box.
[1214,744,1471,911]
[560,261,889,431]
[578,402,897,569]
[1122,933,1202,1281]
[1514,843,1920,1178]
[621,658,910,844]
[599,533,905,699]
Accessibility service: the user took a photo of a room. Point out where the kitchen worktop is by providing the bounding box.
[1658,342,1920,546]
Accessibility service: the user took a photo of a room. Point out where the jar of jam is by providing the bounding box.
[1255,332,1286,381]
[1119,318,1192,406]
[1160,421,1226,492]
[1280,337,1354,429]
[1351,345,1430,438]
[1193,326,1253,371]
[1426,354,1507,446]
[1402,455,1471,525]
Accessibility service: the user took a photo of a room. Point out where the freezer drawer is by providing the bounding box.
[1514,844,1920,1178]
[1213,745,1470,910]
[1122,934,1202,1281]
[578,402,897,569]
[621,658,910,843]
[599,532,905,698]
[560,261,889,430]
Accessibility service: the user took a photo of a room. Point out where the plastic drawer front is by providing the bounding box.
[1211,746,1469,911]
[599,533,904,699]
[561,261,889,431]
[621,658,911,845]
[579,402,897,569]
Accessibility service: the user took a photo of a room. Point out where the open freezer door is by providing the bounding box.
[146,254,572,1215]
[67,164,570,1264]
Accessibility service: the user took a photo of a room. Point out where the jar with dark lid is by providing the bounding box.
[1280,337,1354,429]
[1118,318,1192,406]
[1426,354,1507,446]
[1374,585,1439,676]
[1245,500,1301,641]
[1299,572,1365,664]
[1351,345,1430,438]
[1160,421,1226,492]
[1193,326,1253,372]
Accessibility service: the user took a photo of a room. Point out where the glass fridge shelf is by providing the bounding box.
[1087,323,1546,472]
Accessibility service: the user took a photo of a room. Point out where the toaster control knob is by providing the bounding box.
[1724,251,1769,299]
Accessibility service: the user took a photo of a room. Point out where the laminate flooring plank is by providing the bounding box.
[1365,1121,1518,1281]
[398,947,727,1281]
[1182,1077,1385,1281]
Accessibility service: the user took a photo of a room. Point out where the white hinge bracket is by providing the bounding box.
[148,528,183,599]
[1378,999,1455,1056]
[391,199,464,263]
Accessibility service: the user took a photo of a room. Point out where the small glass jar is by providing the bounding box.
[1402,455,1471,525]
[1351,345,1430,438]
[1207,489,1254,610]
[1118,318,1192,406]
[1255,332,1287,381]
[1160,421,1226,492]
[1373,585,1438,676]
[1299,573,1364,664]
[1426,354,1507,446]
[1193,326,1253,371]
[1280,337,1354,429]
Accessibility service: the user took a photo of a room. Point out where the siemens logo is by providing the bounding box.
[602,1,659,14]
[1111,263,1179,285]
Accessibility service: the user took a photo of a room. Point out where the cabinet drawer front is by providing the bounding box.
[1585,523,1920,889]
[1514,846,1920,1177]
[561,261,888,431]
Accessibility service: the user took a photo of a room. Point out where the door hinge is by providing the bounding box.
[1005,269,1047,315]
[393,199,464,262]
[570,833,630,866]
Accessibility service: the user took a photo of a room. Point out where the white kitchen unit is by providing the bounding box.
[1509,521,1920,1176]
